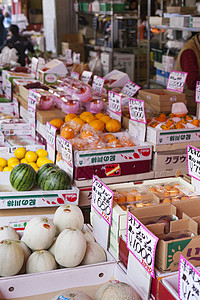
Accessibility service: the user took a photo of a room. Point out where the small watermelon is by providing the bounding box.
[10,163,36,191]
[37,163,59,188]
[39,168,71,191]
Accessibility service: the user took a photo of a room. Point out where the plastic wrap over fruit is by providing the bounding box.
[61,98,81,114]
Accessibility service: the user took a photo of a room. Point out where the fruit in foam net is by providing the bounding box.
[61,99,80,114]
[86,99,104,114]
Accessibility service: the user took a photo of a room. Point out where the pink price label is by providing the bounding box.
[71,71,80,80]
[108,91,122,115]
[166,71,188,93]
[187,144,200,181]
[195,81,200,103]
[46,121,57,149]
[178,255,200,300]
[92,76,105,94]
[91,175,113,226]
[122,80,141,97]
[126,212,159,278]
[129,98,146,124]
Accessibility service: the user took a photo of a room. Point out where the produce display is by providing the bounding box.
[0,204,107,277]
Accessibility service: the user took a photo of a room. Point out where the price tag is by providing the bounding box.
[13,96,19,117]
[81,71,93,84]
[46,122,57,162]
[28,97,36,139]
[129,98,146,124]
[166,71,188,93]
[71,71,80,80]
[65,49,72,65]
[108,91,122,115]
[179,255,200,300]
[91,175,113,226]
[73,52,80,64]
[187,145,200,181]
[31,57,38,76]
[92,75,105,94]
[59,137,73,179]
[28,89,39,102]
[5,80,12,100]
[126,212,158,278]
[195,81,200,103]
[122,80,141,97]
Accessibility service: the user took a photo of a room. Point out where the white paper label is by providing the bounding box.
[91,175,113,226]
[65,49,72,64]
[28,97,36,139]
[46,122,57,162]
[73,52,80,64]
[28,89,39,102]
[166,71,188,93]
[122,80,141,97]
[108,91,122,115]
[129,98,146,124]
[13,97,19,117]
[195,81,200,103]
[187,145,200,181]
[126,212,158,278]
[5,80,12,100]
[81,71,93,84]
[60,137,73,167]
[92,75,105,94]
[71,71,80,80]
[179,255,200,300]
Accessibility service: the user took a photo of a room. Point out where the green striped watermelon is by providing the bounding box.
[10,164,36,191]
[38,168,71,191]
[37,163,59,188]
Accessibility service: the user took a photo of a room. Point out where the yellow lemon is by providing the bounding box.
[36,157,48,168]
[9,161,20,168]
[25,151,38,163]
[36,149,48,157]
[3,166,13,172]
[28,162,39,172]
[21,158,28,164]
[0,166,3,171]
[7,157,19,167]
[14,147,26,159]
[0,157,7,168]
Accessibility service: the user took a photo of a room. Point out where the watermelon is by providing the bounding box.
[37,163,59,188]
[37,164,71,191]
[10,164,36,191]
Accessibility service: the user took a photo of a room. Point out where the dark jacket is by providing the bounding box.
[0,12,7,48]
[5,34,34,66]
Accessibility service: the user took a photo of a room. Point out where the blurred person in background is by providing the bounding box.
[0,6,7,49]
[2,24,34,66]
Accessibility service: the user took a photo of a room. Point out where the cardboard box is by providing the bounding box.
[38,59,68,84]
[62,33,85,61]
[104,69,130,87]
[152,150,187,172]
[172,198,200,219]
[0,119,31,131]
[150,16,170,25]
[2,70,34,95]
[154,168,188,179]
[13,78,37,96]
[6,135,45,152]
[113,52,135,82]
[166,6,196,14]
[170,16,190,27]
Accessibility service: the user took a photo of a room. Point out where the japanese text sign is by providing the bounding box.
[60,137,73,168]
[187,145,200,181]
[166,71,188,93]
[73,52,80,64]
[46,122,57,162]
[195,81,200,103]
[71,71,80,80]
[108,91,122,115]
[13,96,19,117]
[81,71,93,84]
[92,75,105,94]
[65,49,72,64]
[28,97,36,139]
[129,98,146,124]
[91,175,113,226]
[126,212,159,278]
[28,89,39,102]
[122,80,141,97]
[179,255,200,300]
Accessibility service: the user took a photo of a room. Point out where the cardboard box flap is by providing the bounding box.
[43,59,68,74]
[173,198,200,219]
[130,203,176,219]
[61,33,84,44]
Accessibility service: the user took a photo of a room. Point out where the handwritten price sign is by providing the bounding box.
[28,97,36,139]
[60,137,73,168]
[81,71,93,84]
[65,49,72,64]
[46,122,57,163]
[92,175,113,226]
[71,71,80,80]
[166,71,188,93]
[187,145,200,181]
[73,52,80,64]
[195,81,200,103]
[28,89,39,102]
[129,98,146,124]
[122,80,141,97]
[13,97,19,117]
[92,75,105,94]
[108,91,122,115]
[179,255,200,300]
[126,212,158,278]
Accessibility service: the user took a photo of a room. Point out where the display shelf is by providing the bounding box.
[151,24,200,32]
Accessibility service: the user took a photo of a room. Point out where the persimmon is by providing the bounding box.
[119,136,135,147]
[72,117,86,129]
[60,125,75,139]
[79,111,95,123]
[100,115,111,124]
[106,119,121,132]
[191,119,200,127]
[95,113,105,120]
[50,118,64,130]
[149,121,159,128]
[80,130,95,140]
[65,113,77,123]
[107,138,123,148]
[104,133,116,142]
[155,113,167,123]
[89,119,104,131]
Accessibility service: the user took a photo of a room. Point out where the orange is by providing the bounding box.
[14,147,26,159]
[36,149,48,157]
[155,113,167,123]
[185,115,193,121]
[50,118,64,130]
[60,125,75,139]
[65,113,77,123]
[25,151,38,163]
[0,158,7,168]
[106,119,121,132]
[191,119,200,127]
[80,130,95,140]
[7,157,19,167]
[107,138,122,148]
[95,113,105,120]
[89,119,104,131]
[119,136,135,147]
[104,133,116,142]
[72,117,86,129]
[79,111,95,123]
[100,115,111,124]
